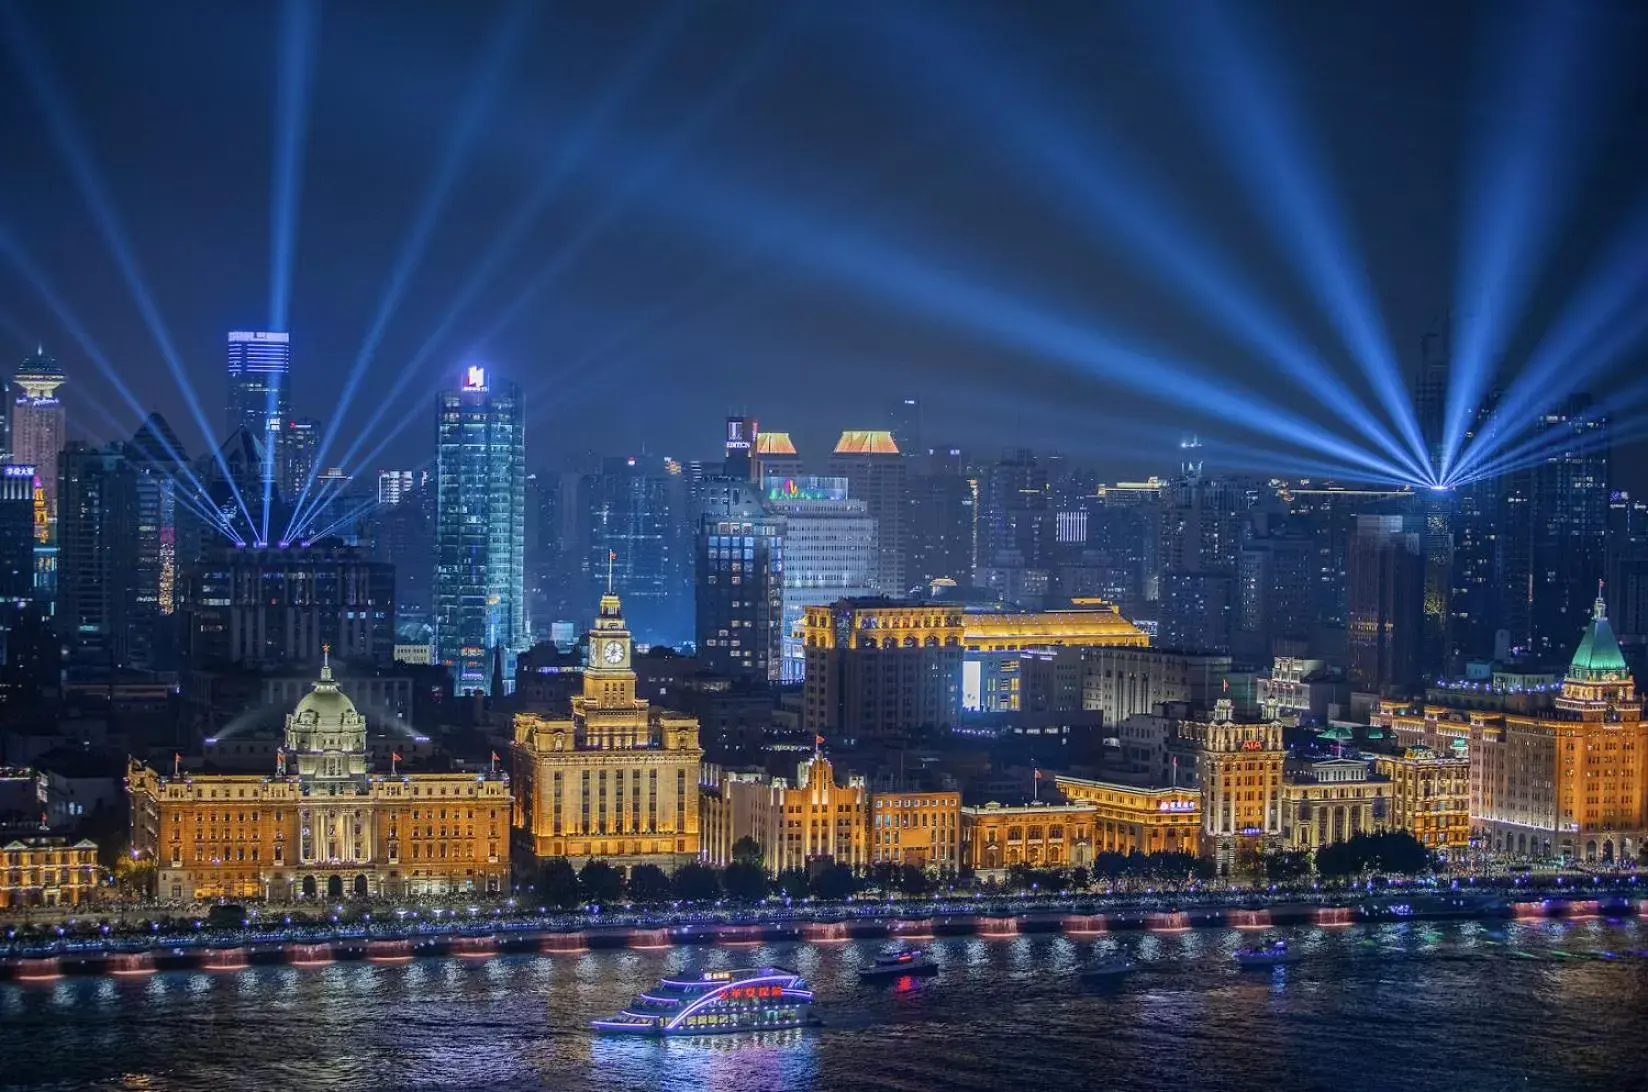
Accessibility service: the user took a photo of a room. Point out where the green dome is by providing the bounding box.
[1569,594,1629,681]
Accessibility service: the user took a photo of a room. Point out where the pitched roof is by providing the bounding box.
[1568,594,1629,681]
[832,430,899,456]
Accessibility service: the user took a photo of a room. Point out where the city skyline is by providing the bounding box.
[0,2,1645,493]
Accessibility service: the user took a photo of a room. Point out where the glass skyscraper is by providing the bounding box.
[434,365,525,693]
[226,331,291,495]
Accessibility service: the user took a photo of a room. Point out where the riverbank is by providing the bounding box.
[5,882,1644,982]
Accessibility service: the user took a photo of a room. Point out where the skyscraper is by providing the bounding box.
[694,479,784,682]
[0,465,36,607]
[10,347,66,525]
[434,365,526,693]
[903,446,975,592]
[1346,514,1425,693]
[975,448,1053,606]
[723,415,758,481]
[226,331,291,489]
[1525,397,1610,661]
[765,475,876,683]
[828,430,906,594]
[281,416,320,500]
[56,442,140,675]
[886,396,922,455]
[585,456,690,648]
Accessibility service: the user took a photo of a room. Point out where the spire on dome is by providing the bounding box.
[320,643,333,682]
[1567,585,1628,683]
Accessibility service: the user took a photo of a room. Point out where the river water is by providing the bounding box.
[3,918,1646,1091]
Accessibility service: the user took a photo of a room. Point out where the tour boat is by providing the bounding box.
[1081,955,1138,980]
[860,947,939,981]
[1235,939,1299,969]
[592,966,819,1036]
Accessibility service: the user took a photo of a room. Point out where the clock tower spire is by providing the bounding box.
[584,583,635,707]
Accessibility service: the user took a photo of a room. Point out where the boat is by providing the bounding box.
[1081,955,1138,980]
[592,966,818,1036]
[860,947,939,981]
[1235,939,1299,969]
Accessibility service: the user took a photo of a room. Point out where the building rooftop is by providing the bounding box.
[832,430,899,455]
[1569,593,1629,681]
[755,431,797,455]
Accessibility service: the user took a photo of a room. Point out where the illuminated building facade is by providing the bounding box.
[179,544,394,667]
[962,600,1149,651]
[869,789,961,869]
[585,455,690,648]
[975,449,1052,607]
[960,801,1098,878]
[801,599,963,743]
[904,446,976,591]
[0,837,102,908]
[129,657,510,900]
[704,754,868,872]
[1278,758,1389,852]
[56,443,140,673]
[1374,746,1470,852]
[1346,514,1425,693]
[1052,776,1201,856]
[0,464,35,607]
[511,592,703,870]
[1080,647,1234,723]
[1472,595,1645,861]
[435,366,525,692]
[10,346,66,524]
[1167,699,1284,871]
[827,430,906,594]
[753,431,804,483]
[695,479,784,682]
[723,415,758,481]
[225,331,290,494]
[764,476,876,684]
[280,416,320,500]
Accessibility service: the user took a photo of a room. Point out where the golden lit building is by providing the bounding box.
[1167,698,1285,871]
[869,789,962,870]
[961,600,1149,651]
[1052,776,1201,856]
[1473,596,1646,861]
[701,754,867,872]
[0,837,102,908]
[960,801,1098,878]
[1278,758,1389,852]
[1374,746,1470,852]
[512,592,702,870]
[802,599,964,742]
[129,655,510,902]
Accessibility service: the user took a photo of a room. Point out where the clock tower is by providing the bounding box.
[583,591,636,707]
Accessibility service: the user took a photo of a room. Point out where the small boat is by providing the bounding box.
[1081,956,1138,980]
[593,966,818,1036]
[1235,939,1299,969]
[860,947,939,981]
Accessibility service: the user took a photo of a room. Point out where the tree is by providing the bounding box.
[671,862,722,903]
[538,858,581,908]
[895,865,932,897]
[1260,850,1312,884]
[627,864,671,904]
[774,868,810,899]
[722,862,769,903]
[578,859,624,906]
[730,836,764,868]
[809,862,858,901]
[1070,866,1091,892]
[1315,831,1435,880]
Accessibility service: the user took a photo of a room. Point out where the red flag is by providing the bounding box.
[491,751,500,763]
[814,734,824,747]
[174,752,181,762]
[609,550,617,561]
[1034,768,1042,781]
[392,751,403,762]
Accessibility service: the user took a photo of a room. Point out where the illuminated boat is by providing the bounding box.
[591,966,818,1036]
[1081,955,1138,980]
[859,947,938,981]
[1235,939,1299,969]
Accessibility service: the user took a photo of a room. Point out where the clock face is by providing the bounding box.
[602,640,626,665]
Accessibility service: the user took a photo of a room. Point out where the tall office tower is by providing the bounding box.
[1090,478,1164,608]
[1158,474,1251,654]
[377,469,414,506]
[226,331,290,487]
[1606,493,1648,657]
[10,347,66,525]
[1524,396,1610,662]
[886,397,922,456]
[802,599,964,744]
[723,415,758,481]
[56,443,140,675]
[180,543,395,667]
[903,446,974,592]
[128,413,191,670]
[280,416,320,499]
[764,475,876,683]
[586,456,691,648]
[754,431,804,483]
[1346,514,1426,693]
[1415,327,1450,475]
[975,449,1053,607]
[694,479,784,682]
[0,465,36,606]
[1419,489,1456,675]
[372,479,436,626]
[434,365,526,693]
[828,431,906,595]
[1234,531,1316,661]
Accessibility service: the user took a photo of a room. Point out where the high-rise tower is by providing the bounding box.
[434,365,525,693]
[10,346,66,525]
[226,331,291,490]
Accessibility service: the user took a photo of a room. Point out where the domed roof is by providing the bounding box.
[293,653,358,722]
[1569,592,1628,682]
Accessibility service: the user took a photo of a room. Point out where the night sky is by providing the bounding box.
[2,0,1645,488]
